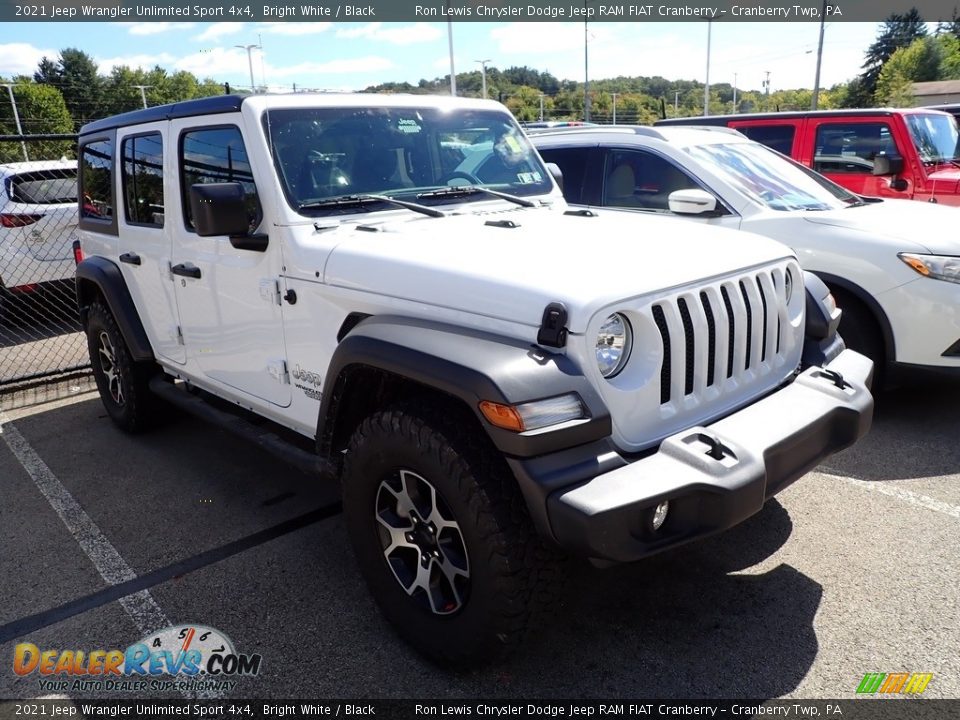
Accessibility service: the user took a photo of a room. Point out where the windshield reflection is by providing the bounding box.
[905,112,960,164]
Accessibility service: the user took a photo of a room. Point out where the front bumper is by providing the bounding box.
[541,349,873,563]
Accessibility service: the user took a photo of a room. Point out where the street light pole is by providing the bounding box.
[1,84,28,161]
[584,0,593,122]
[732,73,738,114]
[133,85,151,109]
[812,0,827,110]
[235,44,260,92]
[611,92,618,124]
[704,20,712,117]
[539,93,544,121]
[446,7,457,96]
[475,59,491,99]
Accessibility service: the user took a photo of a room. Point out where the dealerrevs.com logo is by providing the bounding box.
[13,625,261,694]
[856,672,934,695]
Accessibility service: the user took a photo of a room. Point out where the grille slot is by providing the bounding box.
[652,304,671,405]
[756,276,769,363]
[699,291,716,387]
[739,281,753,371]
[677,297,695,396]
[721,286,735,379]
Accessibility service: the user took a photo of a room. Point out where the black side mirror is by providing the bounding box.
[545,162,563,192]
[872,153,904,176]
[189,182,267,251]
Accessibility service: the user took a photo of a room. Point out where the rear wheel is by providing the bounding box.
[341,405,552,667]
[85,300,157,432]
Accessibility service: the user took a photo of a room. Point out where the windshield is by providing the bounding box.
[685,142,858,211]
[905,112,960,164]
[263,107,552,213]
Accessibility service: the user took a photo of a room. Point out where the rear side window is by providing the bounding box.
[735,124,796,155]
[180,126,260,233]
[80,139,114,222]
[814,123,897,174]
[537,147,590,204]
[7,169,76,205]
[122,133,164,227]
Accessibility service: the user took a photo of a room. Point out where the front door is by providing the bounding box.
[169,120,291,407]
[808,119,912,200]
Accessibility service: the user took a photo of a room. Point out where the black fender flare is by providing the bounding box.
[317,316,611,460]
[75,256,154,363]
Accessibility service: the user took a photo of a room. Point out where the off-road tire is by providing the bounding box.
[85,300,157,433]
[341,405,554,667]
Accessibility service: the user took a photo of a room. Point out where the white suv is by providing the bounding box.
[75,94,872,665]
[533,126,960,386]
[0,160,79,318]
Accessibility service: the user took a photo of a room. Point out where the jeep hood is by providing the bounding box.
[926,166,960,198]
[320,208,793,333]
[801,198,960,255]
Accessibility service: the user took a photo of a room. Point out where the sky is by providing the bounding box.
[0,21,886,95]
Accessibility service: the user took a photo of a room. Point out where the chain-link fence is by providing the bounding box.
[1,134,93,410]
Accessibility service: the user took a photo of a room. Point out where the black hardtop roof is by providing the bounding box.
[79,95,245,136]
[655,107,949,126]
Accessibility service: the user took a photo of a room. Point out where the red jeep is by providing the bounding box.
[656,108,960,206]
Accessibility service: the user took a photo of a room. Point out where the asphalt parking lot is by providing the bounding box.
[0,382,958,701]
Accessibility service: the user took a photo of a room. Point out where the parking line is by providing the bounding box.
[837,475,960,520]
[0,420,172,635]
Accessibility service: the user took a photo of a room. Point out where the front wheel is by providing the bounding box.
[342,406,550,666]
[85,300,157,433]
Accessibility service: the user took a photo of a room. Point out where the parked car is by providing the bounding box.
[923,102,960,122]
[74,95,873,665]
[0,160,79,323]
[533,125,960,385]
[655,108,960,206]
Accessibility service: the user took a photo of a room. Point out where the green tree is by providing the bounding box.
[0,80,74,162]
[857,9,928,105]
[874,36,942,104]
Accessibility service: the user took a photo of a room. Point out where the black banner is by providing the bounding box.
[1,700,959,720]
[4,0,960,24]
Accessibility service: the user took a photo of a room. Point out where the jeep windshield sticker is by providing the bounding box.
[517,171,543,184]
[397,119,422,134]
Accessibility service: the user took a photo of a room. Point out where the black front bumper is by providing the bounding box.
[516,350,874,563]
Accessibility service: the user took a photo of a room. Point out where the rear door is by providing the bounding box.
[806,117,911,199]
[115,125,185,364]
[727,119,801,156]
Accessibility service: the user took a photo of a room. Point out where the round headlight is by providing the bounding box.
[596,312,632,378]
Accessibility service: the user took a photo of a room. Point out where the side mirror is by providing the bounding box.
[872,153,904,176]
[190,182,267,251]
[667,188,719,216]
[545,162,563,192]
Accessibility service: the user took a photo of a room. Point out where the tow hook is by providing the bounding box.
[818,368,849,390]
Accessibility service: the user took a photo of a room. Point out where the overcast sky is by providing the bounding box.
[1,21,884,94]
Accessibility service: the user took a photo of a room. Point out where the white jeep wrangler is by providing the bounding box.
[74,94,873,665]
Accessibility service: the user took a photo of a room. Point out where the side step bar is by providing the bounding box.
[149,376,335,478]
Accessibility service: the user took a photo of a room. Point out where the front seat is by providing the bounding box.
[605,163,636,205]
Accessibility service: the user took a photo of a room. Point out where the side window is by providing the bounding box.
[735,124,796,155]
[814,123,897,174]
[80,139,113,221]
[602,149,700,211]
[536,147,591,204]
[122,133,164,227]
[180,126,260,233]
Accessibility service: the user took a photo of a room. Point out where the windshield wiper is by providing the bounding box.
[298,194,446,218]
[417,185,537,208]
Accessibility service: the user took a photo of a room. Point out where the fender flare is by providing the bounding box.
[317,316,612,459]
[75,256,154,363]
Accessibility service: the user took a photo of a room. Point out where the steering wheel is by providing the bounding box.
[439,170,481,186]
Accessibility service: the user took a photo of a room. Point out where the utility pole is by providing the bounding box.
[584,0,591,122]
[732,73,738,114]
[235,43,261,92]
[763,70,771,111]
[611,92,618,124]
[539,93,544,121]
[132,85,151,109]
[446,3,457,97]
[475,59,491,99]
[812,0,827,110]
[674,90,680,113]
[704,20,712,117]
[1,84,28,161]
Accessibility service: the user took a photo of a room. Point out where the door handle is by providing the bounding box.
[171,263,202,279]
[119,252,141,266]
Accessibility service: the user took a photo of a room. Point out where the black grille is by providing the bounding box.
[756,276,769,363]
[677,297,695,396]
[721,286,735,379]
[652,304,671,404]
[739,281,753,371]
[699,292,716,387]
